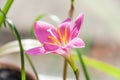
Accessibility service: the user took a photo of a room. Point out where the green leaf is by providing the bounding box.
[83,56,120,79]
[0,0,14,28]
[73,54,120,79]
[31,14,45,35]
[6,18,26,80]
[76,49,90,80]
[0,12,4,27]
[35,14,46,21]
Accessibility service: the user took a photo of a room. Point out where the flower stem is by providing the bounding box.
[63,59,68,80]
[6,19,26,80]
[1,9,39,80]
[69,0,75,18]
[5,18,39,80]
[25,54,39,80]
[76,49,90,80]
[74,68,80,80]
[68,55,80,80]
[63,0,75,80]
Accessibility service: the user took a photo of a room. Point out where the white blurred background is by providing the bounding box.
[0,0,120,80]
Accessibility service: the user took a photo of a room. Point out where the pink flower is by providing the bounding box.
[26,13,85,59]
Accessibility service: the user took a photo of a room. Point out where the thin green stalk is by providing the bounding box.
[71,0,75,3]
[2,0,14,14]
[69,0,80,80]
[25,54,39,80]
[6,18,26,80]
[63,0,75,80]
[68,54,80,80]
[63,59,68,80]
[0,0,14,27]
[69,0,75,18]
[6,19,39,80]
[1,9,38,80]
[74,68,80,80]
[76,49,90,80]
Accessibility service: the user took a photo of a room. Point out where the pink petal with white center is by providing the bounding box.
[25,47,46,55]
[34,21,58,43]
[66,37,85,48]
[71,13,84,39]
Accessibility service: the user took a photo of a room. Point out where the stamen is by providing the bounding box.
[47,28,56,39]
[57,28,64,42]
[48,36,60,45]
[64,27,68,44]
[41,43,44,46]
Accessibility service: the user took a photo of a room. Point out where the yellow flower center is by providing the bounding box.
[48,27,69,46]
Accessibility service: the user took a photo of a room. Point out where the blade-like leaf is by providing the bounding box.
[0,0,14,28]
[73,54,120,80]
[31,14,45,35]
[83,56,120,79]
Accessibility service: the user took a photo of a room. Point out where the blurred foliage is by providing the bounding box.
[79,38,92,55]
[73,54,120,80]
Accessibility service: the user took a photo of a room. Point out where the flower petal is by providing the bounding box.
[25,47,46,55]
[43,43,59,51]
[51,48,69,58]
[66,37,85,48]
[34,21,58,43]
[53,48,67,55]
[71,13,84,39]
[58,21,71,40]
[62,18,72,23]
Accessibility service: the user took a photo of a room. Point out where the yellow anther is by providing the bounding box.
[64,27,68,44]
[57,28,64,42]
[48,36,60,45]
[41,43,44,46]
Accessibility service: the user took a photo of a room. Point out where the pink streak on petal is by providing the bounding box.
[58,22,71,38]
[25,47,46,55]
[66,37,85,48]
[34,21,57,43]
[71,13,84,39]
[43,43,59,51]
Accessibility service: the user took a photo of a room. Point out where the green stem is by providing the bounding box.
[76,49,90,80]
[2,0,14,14]
[68,0,79,80]
[6,19,26,80]
[6,18,39,80]
[68,55,80,80]
[25,54,39,80]
[71,0,75,3]
[63,59,68,80]
[69,0,75,18]
[0,0,14,27]
[63,0,75,80]
[74,68,80,80]
[1,9,39,80]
